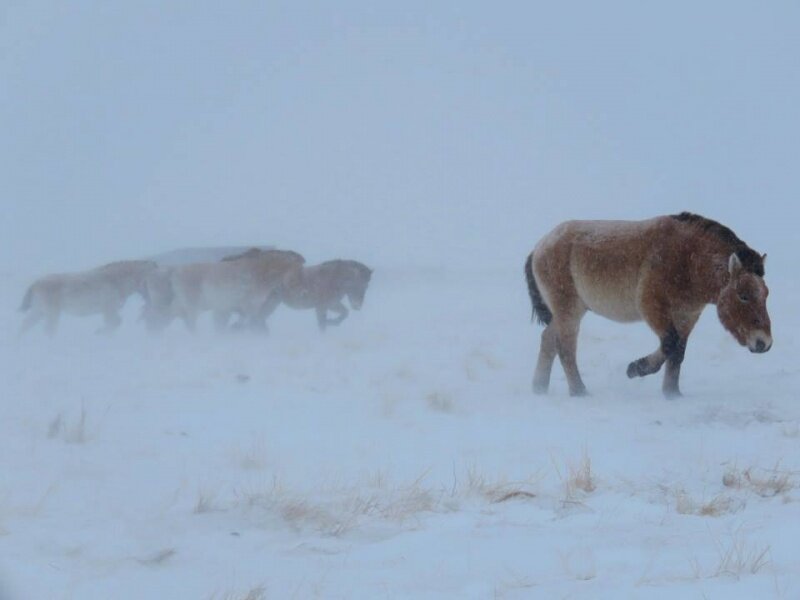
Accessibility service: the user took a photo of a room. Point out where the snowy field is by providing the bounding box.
[0,263,798,599]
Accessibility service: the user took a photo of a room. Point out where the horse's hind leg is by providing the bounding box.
[213,310,231,332]
[98,309,122,334]
[181,309,198,332]
[18,310,44,338]
[533,324,557,394]
[44,310,60,336]
[554,310,588,397]
[252,292,282,332]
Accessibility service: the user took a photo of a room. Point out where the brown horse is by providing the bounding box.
[525,213,772,397]
[19,260,158,335]
[258,259,373,331]
[142,249,305,332]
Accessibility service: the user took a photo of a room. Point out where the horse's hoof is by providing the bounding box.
[627,359,648,378]
[532,382,549,395]
[663,388,682,399]
[570,387,589,397]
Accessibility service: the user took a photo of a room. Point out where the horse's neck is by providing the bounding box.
[690,243,732,305]
[284,267,312,295]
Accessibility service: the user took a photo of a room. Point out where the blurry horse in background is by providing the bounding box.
[525,213,772,398]
[19,260,158,336]
[260,259,373,331]
[142,249,305,332]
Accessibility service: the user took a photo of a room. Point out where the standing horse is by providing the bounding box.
[19,260,157,335]
[260,259,373,331]
[525,213,772,397]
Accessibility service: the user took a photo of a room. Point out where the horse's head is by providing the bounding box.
[717,252,772,353]
[346,264,373,310]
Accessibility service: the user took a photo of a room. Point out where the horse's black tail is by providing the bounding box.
[19,284,34,312]
[524,253,552,326]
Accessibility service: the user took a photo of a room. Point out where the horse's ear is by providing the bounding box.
[762,253,767,264]
[728,253,742,277]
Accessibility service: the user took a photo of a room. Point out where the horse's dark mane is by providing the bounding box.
[221,248,263,262]
[671,212,764,276]
[319,259,372,281]
[222,248,305,264]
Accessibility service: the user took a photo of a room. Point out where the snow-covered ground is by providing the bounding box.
[1,265,798,599]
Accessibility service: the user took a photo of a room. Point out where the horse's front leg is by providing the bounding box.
[637,300,700,397]
[18,310,44,338]
[626,348,666,379]
[315,307,328,332]
[44,309,60,336]
[327,301,349,326]
[250,292,282,333]
[660,327,688,397]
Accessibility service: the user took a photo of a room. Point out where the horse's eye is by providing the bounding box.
[738,293,750,303]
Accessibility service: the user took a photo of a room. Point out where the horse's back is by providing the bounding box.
[532,217,673,322]
[29,272,123,315]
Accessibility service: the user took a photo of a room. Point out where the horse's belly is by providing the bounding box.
[574,282,641,322]
[201,279,261,311]
[59,285,119,315]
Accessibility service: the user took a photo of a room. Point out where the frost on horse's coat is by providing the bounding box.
[525,213,772,398]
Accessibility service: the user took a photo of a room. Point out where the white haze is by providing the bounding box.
[2,1,799,273]
[2,2,800,599]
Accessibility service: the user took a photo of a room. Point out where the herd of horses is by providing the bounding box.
[18,212,773,398]
[18,248,373,337]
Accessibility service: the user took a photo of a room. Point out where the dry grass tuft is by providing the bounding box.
[723,466,794,498]
[712,536,771,579]
[238,476,443,537]
[48,405,89,444]
[47,413,63,439]
[461,465,539,504]
[690,530,772,580]
[235,439,269,471]
[565,452,596,496]
[209,585,267,600]
[136,548,176,566]
[675,491,739,517]
[194,489,222,514]
[426,390,456,413]
[492,490,537,503]
[63,406,88,444]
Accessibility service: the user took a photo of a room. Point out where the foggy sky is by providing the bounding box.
[2,1,798,274]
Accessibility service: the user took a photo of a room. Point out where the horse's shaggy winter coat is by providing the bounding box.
[525,213,771,397]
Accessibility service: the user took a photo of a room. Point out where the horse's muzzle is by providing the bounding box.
[749,338,772,353]
[747,331,772,354]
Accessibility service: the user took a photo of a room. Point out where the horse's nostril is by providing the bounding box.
[755,340,766,352]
